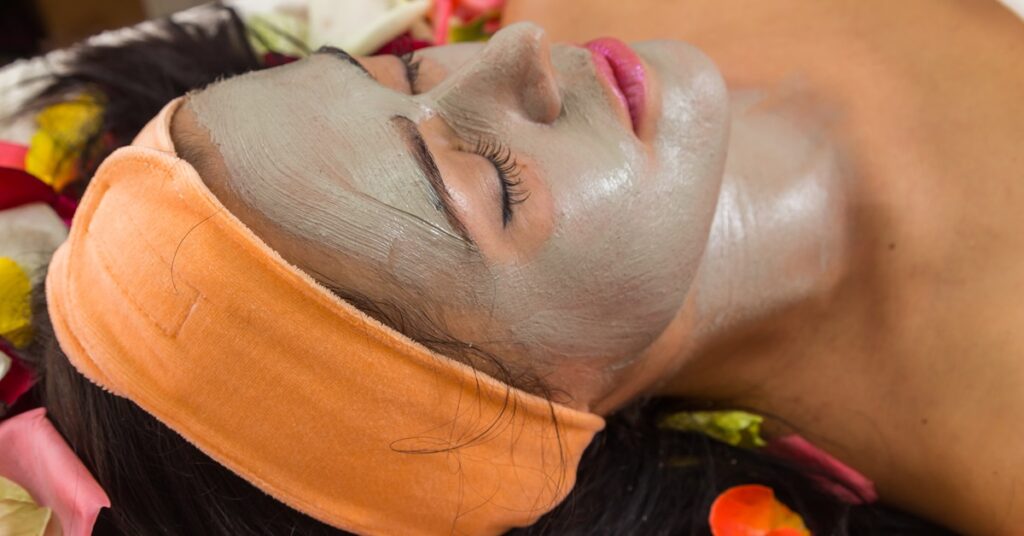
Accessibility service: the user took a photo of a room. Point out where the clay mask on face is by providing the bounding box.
[185,23,730,379]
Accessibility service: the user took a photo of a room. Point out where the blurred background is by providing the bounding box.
[0,0,206,66]
[2,0,1023,68]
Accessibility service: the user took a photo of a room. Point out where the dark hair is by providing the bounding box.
[11,5,954,535]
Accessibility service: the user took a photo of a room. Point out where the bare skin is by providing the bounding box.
[505,1,1024,534]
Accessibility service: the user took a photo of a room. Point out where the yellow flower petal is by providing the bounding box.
[0,476,52,536]
[661,410,768,449]
[0,257,33,348]
[25,95,102,192]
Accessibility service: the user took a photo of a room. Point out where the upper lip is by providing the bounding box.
[589,53,631,126]
[582,38,647,136]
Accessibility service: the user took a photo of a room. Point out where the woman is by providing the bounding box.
[4,1,1019,533]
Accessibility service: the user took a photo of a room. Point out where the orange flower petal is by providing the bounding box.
[709,484,810,536]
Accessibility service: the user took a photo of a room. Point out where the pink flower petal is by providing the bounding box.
[766,434,878,504]
[433,0,454,45]
[0,408,111,536]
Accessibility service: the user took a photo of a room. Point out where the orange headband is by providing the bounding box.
[45,99,605,535]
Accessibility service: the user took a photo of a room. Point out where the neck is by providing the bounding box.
[599,89,849,411]
[657,89,851,397]
[688,91,849,344]
[650,91,1024,534]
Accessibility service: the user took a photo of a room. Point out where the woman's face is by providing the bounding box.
[178,23,729,396]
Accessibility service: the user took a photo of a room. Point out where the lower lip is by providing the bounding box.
[584,38,648,135]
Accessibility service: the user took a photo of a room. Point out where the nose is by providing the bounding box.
[430,22,562,125]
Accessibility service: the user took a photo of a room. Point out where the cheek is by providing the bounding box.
[483,129,713,362]
[483,159,677,360]
[441,154,557,265]
[525,128,646,231]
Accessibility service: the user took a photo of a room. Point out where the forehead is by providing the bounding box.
[194,54,422,144]
[188,55,448,231]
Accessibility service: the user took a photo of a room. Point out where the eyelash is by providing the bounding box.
[398,52,422,94]
[472,139,529,227]
[398,52,526,226]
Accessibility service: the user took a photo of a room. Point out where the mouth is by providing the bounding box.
[584,38,648,135]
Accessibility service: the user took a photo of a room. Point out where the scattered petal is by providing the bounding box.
[433,0,454,44]
[0,476,52,536]
[765,435,878,504]
[0,352,8,384]
[0,409,111,536]
[709,484,810,536]
[0,142,28,171]
[0,258,32,349]
[458,0,506,16]
[24,95,102,192]
[310,0,432,56]
[374,33,433,55]
[449,13,495,43]
[247,12,310,58]
[0,204,69,288]
[661,410,768,449]
[0,341,35,409]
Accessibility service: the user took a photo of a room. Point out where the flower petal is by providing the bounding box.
[0,258,32,349]
[661,410,768,449]
[709,484,810,536]
[0,476,52,536]
[24,95,102,192]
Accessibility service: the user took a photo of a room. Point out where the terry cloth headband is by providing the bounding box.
[44,98,606,535]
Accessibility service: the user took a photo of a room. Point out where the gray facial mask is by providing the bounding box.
[187,24,730,375]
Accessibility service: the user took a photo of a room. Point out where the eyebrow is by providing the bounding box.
[314,46,371,76]
[311,50,470,241]
[390,115,471,242]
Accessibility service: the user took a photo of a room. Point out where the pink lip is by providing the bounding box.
[584,38,648,135]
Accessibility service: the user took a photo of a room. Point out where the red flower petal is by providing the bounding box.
[0,166,78,225]
[0,341,35,408]
[0,166,56,210]
[0,142,28,171]
[433,0,454,45]
[374,33,434,56]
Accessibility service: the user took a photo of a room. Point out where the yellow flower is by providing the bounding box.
[0,476,52,536]
[0,257,32,348]
[25,94,103,192]
[661,410,768,449]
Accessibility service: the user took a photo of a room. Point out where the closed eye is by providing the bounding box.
[398,52,422,94]
[390,115,471,242]
[472,139,529,227]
